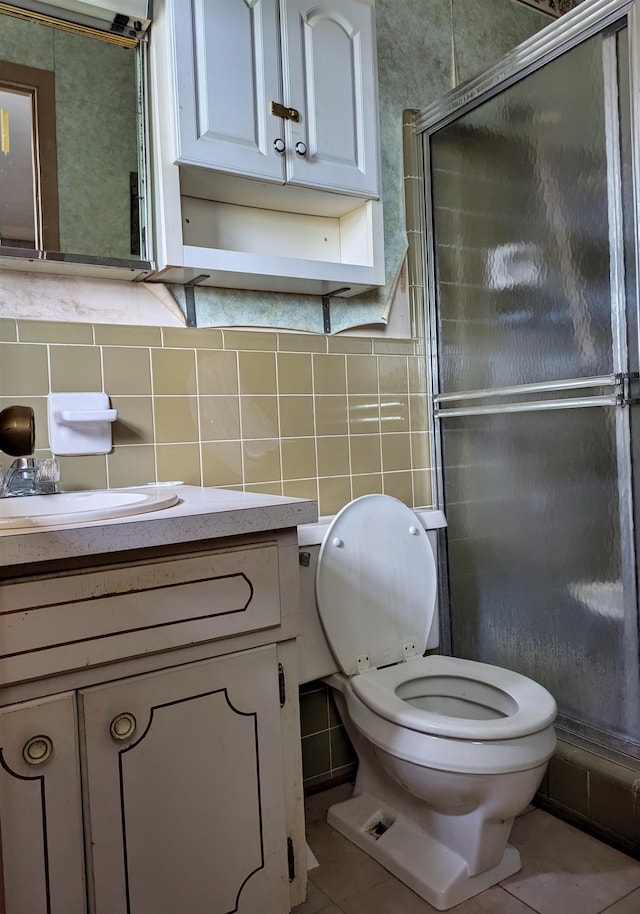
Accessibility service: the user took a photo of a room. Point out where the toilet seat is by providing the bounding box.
[316,494,437,675]
[351,655,557,741]
[316,494,556,743]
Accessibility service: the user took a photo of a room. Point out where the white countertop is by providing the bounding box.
[0,485,318,569]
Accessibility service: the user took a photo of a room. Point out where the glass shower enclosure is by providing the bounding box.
[419,0,640,759]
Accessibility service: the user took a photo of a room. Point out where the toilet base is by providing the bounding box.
[327,791,522,911]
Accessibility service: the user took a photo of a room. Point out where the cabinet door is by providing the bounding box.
[170,0,285,182]
[282,0,380,196]
[0,693,86,914]
[80,646,290,914]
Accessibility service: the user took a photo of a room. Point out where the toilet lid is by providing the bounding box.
[316,495,437,676]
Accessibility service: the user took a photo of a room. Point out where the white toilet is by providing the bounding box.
[297,494,557,911]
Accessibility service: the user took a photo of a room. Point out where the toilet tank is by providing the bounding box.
[296,509,447,685]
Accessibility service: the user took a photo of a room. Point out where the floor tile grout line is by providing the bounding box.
[598,885,640,913]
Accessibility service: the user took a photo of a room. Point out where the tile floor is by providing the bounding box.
[295,784,640,914]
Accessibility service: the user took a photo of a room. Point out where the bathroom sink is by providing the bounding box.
[0,487,179,529]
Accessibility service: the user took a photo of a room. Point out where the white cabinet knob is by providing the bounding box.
[110,712,137,741]
[23,735,54,765]
[295,141,307,156]
[273,138,286,154]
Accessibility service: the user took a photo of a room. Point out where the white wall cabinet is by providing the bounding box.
[172,0,379,198]
[0,527,307,914]
[150,0,385,296]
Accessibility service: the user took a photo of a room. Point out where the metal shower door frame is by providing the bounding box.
[417,0,640,754]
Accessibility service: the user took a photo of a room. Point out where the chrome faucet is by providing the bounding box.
[0,456,60,497]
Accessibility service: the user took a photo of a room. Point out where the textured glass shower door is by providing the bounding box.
[426,20,640,756]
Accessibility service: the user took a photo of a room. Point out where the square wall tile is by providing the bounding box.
[156,443,201,485]
[111,396,154,445]
[316,436,350,478]
[57,454,107,491]
[238,351,277,395]
[313,354,347,395]
[348,396,380,436]
[318,476,351,515]
[346,355,378,395]
[151,348,196,396]
[378,355,409,394]
[380,394,409,432]
[383,471,413,505]
[199,396,241,442]
[350,436,382,475]
[590,771,638,845]
[0,343,49,395]
[314,396,348,437]
[102,347,152,396]
[351,473,383,499]
[154,396,199,443]
[300,689,330,737]
[277,352,313,395]
[547,755,589,819]
[240,396,279,439]
[202,440,243,486]
[50,345,102,392]
[197,349,239,395]
[381,433,411,472]
[282,438,317,481]
[107,445,156,488]
[302,732,332,782]
[242,438,281,484]
[280,396,315,438]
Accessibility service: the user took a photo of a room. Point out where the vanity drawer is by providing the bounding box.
[0,543,280,685]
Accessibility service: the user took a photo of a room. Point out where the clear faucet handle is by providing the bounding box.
[36,457,60,483]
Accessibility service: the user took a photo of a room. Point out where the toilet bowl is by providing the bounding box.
[297,494,557,911]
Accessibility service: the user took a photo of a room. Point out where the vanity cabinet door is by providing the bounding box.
[169,0,285,182]
[80,645,290,914]
[0,693,86,914]
[281,0,380,197]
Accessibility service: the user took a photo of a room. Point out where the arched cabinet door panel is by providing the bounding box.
[281,0,380,197]
[170,0,285,182]
[80,644,290,914]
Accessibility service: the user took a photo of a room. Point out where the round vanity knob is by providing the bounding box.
[23,735,54,765]
[409,526,420,536]
[110,712,137,741]
[294,141,307,156]
[273,138,286,154]
[332,537,344,548]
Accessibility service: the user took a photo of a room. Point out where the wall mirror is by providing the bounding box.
[0,3,151,276]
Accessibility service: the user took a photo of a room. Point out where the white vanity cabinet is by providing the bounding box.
[0,491,315,914]
[171,0,379,198]
[149,0,384,295]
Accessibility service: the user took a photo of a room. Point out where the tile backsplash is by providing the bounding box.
[0,319,431,516]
